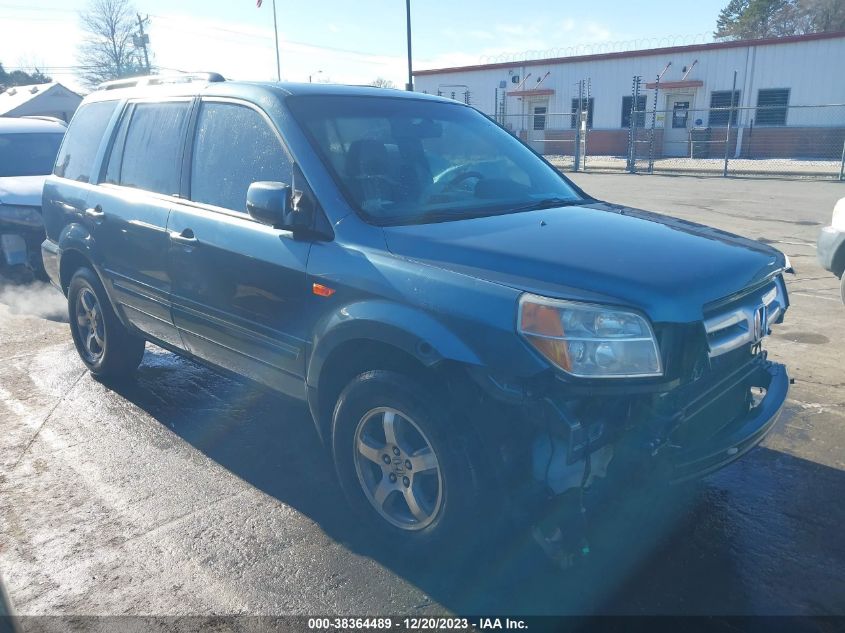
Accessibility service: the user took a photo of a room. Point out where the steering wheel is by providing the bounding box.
[441,170,485,191]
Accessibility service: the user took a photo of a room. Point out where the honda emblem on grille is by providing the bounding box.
[752,305,767,344]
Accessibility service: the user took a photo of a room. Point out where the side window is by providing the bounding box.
[104,104,133,185]
[54,100,117,182]
[190,102,293,212]
[116,101,190,195]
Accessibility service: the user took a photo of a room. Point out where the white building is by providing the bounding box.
[0,83,83,123]
[413,31,845,159]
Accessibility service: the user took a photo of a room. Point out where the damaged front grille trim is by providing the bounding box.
[704,281,785,358]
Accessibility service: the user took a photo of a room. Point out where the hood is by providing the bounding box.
[383,202,786,323]
[0,175,48,207]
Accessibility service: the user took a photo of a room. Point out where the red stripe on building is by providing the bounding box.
[414,31,845,76]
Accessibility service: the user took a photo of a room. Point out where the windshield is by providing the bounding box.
[0,132,65,177]
[287,95,585,225]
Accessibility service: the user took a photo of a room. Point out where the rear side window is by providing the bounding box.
[54,101,117,182]
[110,101,190,195]
[190,102,292,212]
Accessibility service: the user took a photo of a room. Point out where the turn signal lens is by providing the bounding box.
[519,302,571,370]
[312,283,336,297]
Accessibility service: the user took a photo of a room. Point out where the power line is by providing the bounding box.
[0,3,76,11]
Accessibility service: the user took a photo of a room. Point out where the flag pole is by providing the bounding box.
[272,0,281,81]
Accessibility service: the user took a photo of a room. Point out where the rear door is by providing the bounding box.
[85,99,193,349]
[43,100,119,251]
[167,99,312,397]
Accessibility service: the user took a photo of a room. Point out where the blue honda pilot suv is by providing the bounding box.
[42,74,790,554]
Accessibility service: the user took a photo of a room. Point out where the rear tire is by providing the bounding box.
[67,267,145,379]
[331,370,488,554]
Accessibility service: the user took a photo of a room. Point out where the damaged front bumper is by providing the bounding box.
[668,359,787,481]
[530,353,788,492]
[0,210,46,275]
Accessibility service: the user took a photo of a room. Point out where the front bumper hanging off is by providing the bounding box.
[528,355,789,494]
[670,360,788,481]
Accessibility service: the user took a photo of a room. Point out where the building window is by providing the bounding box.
[709,90,740,126]
[621,95,646,129]
[570,97,594,129]
[756,88,789,126]
[532,106,547,131]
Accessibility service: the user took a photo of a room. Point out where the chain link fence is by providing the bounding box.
[496,103,845,180]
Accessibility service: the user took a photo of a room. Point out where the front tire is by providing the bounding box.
[67,267,145,378]
[331,370,488,552]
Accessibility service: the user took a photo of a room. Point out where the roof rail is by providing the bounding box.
[97,72,225,91]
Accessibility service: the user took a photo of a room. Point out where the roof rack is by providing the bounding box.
[97,72,225,91]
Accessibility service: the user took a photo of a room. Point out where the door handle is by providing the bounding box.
[170,228,198,246]
[84,205,105,219]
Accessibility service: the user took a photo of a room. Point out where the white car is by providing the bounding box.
[0,116,66,281]
[817,197,845,305]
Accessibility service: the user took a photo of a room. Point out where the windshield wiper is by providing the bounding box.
[509,197,584,213]
[380,198,587,226]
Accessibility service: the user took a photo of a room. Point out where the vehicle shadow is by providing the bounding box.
[106,347,845,616]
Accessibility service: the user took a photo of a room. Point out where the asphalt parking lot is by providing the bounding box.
[1,173,844,619]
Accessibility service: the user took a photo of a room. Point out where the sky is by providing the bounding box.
[0,0,730,93]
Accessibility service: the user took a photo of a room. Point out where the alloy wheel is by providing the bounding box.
[353,407,443,530]
[75,287,105,363]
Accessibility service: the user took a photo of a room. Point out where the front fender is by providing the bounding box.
[306,299,482,387]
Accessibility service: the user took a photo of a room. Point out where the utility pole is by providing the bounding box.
[405,0,413,91]
[135,13,151,74]
[271,0,281,81]
[723,69,737,177]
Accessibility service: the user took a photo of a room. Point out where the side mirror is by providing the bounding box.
[246,181,312,232]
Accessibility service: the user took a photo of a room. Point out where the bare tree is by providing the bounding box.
[77,0,147,87]
[0,63,52,93]
[370,77,396,89]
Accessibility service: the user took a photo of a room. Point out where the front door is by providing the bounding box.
[168,99,312,398]
[663,95,691,157]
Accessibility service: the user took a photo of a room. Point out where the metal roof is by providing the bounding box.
[0,82,82,116]
[414,30,845,76]
[0,116,68,133]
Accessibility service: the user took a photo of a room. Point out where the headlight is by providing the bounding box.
[518,294,662,378]
[0,204,43,229]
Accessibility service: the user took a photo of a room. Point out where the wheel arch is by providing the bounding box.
[57,223,101,292]
[58,232,124,328]
[306,301,483,443]
[59,248,95,293]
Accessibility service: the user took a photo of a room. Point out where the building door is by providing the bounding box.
[528,100,548,153]
[663,94,691,157]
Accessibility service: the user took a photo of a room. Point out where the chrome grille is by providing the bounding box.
[704,278,786,358]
